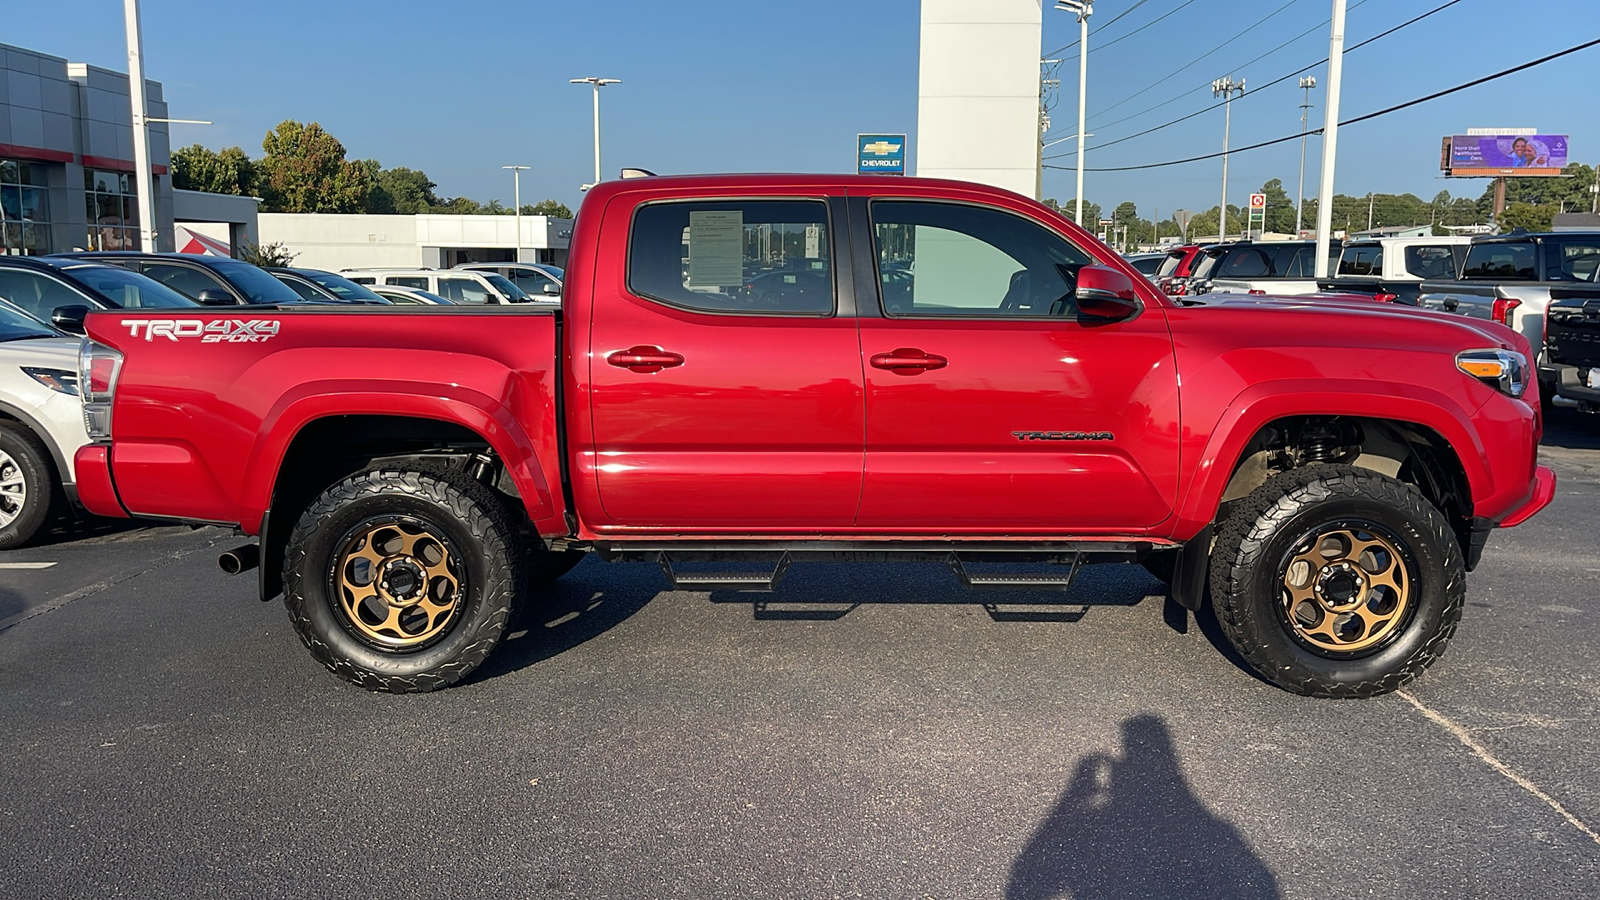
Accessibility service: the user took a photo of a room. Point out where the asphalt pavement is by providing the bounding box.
[2,412,1598,899]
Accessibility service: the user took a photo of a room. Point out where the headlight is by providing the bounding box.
[22,367,80,396]
[1457,348,1528,398]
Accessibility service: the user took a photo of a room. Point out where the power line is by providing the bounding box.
[1044,0,1466,160]
[1043,37,1600,173]
[1087,0,1308,120]
[1042,0,1155,59]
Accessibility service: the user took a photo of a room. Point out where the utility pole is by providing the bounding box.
[1295,76,1316,236]
[1037,58,1062,201]
[1055,1,1094,228]
[502,165,529,260]
[570,77,620,190]
[1314,0,1347,277]
[1212,76,1245,241]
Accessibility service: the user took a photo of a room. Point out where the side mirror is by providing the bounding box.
[1075,265,1142,321]
[195,288,235,306]
[542,283,561,295]
[51,305,90,334]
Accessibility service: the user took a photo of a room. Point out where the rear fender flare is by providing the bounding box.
[1175,378,1489,539]
[239,380,558,534]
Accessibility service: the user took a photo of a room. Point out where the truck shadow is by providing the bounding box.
[1541,407,1600,451]
[1007,714,1281,900]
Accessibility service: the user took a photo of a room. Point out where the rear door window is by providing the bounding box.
[389,276,428,289]
[438,277,492,304]
[1338,246,1383,276]
[628,199,834,315]
[1461,243,1537,279]
[1546,239,1600,282]
[1403,245,1460,279]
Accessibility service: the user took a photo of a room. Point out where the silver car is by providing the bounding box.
[0,300,91,548]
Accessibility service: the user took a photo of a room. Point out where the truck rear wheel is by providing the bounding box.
[1209,464,1464,698]
[0,424,58,550]
[283,464,525,693]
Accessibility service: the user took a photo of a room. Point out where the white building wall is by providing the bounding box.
[916,0,1043,198]
[257,213,572,271]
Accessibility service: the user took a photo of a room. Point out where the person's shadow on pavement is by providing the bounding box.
[1007,714,1281,900]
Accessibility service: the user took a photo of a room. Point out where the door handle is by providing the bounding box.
[607,346,685,373]
[870,348,948,375]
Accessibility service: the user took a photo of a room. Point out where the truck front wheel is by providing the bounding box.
[283,464,525,692]
[1209,464,1464,698]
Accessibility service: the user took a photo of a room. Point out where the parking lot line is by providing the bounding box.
[0,562,57,569]
[1398,690,1600,848]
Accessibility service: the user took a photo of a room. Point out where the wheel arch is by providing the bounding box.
[0,400,68,488]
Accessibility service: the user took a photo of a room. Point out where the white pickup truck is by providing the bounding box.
[1315,235,1473,304]
[1417,231,1600,404]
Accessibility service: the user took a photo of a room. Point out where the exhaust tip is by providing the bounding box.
[218,543,260,576]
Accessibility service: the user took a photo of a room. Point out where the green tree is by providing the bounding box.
[1051,198,1101,227]
[1258,178,1296,234]
[256,120,375,213]
[524,199,574,218]
[370,165,441,214]
[170,144,256,196]
[238,240,296,267]
[1500,202,1555,232]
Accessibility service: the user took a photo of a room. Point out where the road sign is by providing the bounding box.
[858,134,906,175]
[1249,193,1267,210]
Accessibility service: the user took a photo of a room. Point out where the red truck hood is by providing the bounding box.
[1193,293,1528,354]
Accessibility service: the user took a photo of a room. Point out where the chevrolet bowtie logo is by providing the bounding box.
[862,141,901,155]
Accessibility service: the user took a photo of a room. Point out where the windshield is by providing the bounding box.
[212,260,305,304]
[68,265,198,308]
[301,270,389,303]
[0,299,57,342]
[483,273,533,302]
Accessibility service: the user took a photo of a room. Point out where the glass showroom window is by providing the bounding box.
[0,159,53,256]
[85,169,140,251]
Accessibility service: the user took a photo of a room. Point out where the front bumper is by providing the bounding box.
[1498,465,1555,528]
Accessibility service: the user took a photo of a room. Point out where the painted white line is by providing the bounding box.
[0,562,57,570]
[1398,690,1600,848]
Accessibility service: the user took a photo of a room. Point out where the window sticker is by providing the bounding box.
[687,210,744,287]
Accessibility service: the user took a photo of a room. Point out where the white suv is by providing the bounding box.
[340,269,545,305]
[0,300,90,549]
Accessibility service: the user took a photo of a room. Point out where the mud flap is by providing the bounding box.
[1171,524,1214,612]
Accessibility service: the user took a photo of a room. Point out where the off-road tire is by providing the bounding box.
[1209,464,1464,698]
[0,424,58,551]
[283,464,525,693]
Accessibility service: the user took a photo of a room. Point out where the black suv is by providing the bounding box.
[50,251,303,306]
[0,255,197,331]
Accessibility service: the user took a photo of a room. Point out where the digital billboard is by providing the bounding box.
[1444,134,1568,176]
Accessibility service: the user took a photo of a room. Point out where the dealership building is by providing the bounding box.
[0,42,258,255]
[255,212,572,272]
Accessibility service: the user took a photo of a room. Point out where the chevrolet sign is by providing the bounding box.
[858,133,907,176]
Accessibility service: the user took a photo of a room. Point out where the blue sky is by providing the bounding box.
[9,0,1598,217]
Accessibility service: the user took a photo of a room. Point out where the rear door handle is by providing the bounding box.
[607,346,685,373]
[870,348,948,375]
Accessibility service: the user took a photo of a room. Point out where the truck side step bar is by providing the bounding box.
[657,551,793,593]
[947,551,1083,592]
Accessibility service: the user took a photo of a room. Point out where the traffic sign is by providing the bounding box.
[858,134,906,175]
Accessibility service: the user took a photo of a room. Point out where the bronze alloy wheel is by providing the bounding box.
[1279,521,1415,656]
[331,516,465,651]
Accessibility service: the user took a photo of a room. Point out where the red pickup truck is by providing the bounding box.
[72,174,1554,698]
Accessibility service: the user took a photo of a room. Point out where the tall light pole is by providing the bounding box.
[1314,0,1348,277]
[1295,76,1317,236]
[123,0,211,252]
[502,165,529,260]
[1054,1,1094,227]
[570,77,620,190]
[1212,76,1245,241]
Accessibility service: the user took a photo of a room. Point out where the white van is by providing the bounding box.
[340,268,547,305]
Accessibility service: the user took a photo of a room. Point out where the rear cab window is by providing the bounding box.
[1403,245,1460,280]
[628,199,834,315]
[1337,245,1382,277]
[1461,242,1537,279]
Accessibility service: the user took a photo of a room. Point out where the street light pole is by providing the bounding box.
[570,77,621,190]
[1212,76,1244,241]
[122,0,156,251]
[1295,76,1316,236]
[1054,1,1095,227]
[1314,0,1348,278]
[502,165,529,260]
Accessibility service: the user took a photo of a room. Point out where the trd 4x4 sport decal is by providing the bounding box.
[1012,431,1115,441]
[123,319,280,343]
